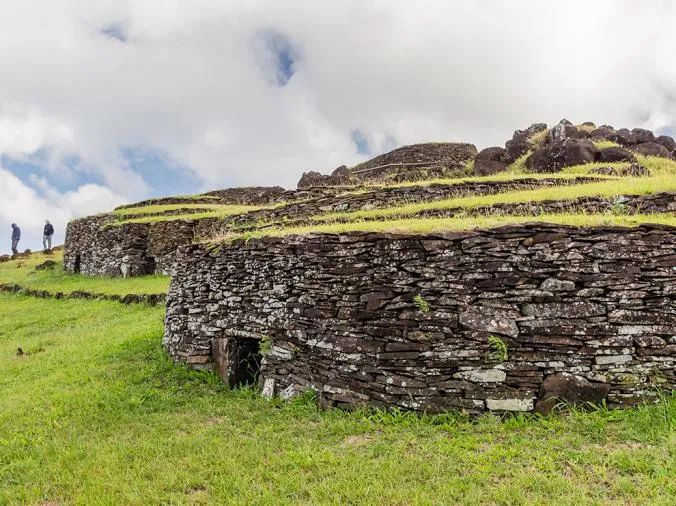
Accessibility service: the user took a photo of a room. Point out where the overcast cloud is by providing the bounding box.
[2,0,676,252]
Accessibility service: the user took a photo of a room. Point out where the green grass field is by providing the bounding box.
[0,294,674,504]
[0,251,169,296]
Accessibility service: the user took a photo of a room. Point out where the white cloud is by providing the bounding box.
[1,0,676,250]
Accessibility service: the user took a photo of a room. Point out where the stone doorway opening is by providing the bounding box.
[212,335,262,388]
[73,254,81,273]
[145,256,157,275]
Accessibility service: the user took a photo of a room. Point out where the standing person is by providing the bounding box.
[11,223,20,255]
[43,220,54,251]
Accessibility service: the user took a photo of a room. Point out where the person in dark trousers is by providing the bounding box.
[43,220,54,251]
[11,223,20,255]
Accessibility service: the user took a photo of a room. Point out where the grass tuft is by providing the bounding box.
[528,129,548,147]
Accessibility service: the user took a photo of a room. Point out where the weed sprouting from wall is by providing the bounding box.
[259,335,273,356]
[488,335,508,362]
[413,294,430,313]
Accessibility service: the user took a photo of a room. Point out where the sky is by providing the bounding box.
[2,0,676,253]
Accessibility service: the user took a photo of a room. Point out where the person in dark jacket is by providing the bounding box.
[43,220,54,251]
[11,223,20,255]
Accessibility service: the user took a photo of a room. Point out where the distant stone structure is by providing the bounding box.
[164,224,676,413]
[297,142,478,188]
[63,187,297,277]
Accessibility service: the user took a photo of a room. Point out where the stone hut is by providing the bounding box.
[164,223,676,413]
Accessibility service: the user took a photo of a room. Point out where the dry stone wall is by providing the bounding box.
[64,215,221,276]
[164,223,676,413]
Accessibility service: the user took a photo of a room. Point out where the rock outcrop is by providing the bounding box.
[491,119,676,174]
[526,138,599,173]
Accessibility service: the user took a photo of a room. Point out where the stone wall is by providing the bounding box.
[164,224,676,413]
[64,215,220,276]
[64,215,154,276]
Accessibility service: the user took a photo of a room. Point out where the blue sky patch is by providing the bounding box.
[257,30,298,87]
[1,152,93,194]
[350,129,370,155]
[100,23,128,43]
[121,147,202,197]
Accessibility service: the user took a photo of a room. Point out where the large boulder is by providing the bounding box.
[474,146,507,176]
[331,165,352,179]
[297,171,328,188]
[535,373,611,415]
[548,119,577,143]
[476,146,506,161]
[655,135,676,154]
[599,146,637,163]
[504,139,531,163]
[350,142,477,183]
[527,139,599,173]
[590,126,615,139]
[474,159,508,176]
[564,138,599,166]
[630,142,674,159]
[297,166,355,188]
[631,128,655,144]
[607,128,633,146]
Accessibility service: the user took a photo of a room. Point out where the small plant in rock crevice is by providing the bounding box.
[488,334,508,362]
[413,294,430,313]
[259,335,273,356]
[607,196,629,216]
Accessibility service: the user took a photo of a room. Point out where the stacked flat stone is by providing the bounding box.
[163,223,676,413]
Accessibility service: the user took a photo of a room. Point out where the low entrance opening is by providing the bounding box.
[232,337,262,387]
[145,256,157,275]
[73,255,81,273]
[212,336,262,388]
